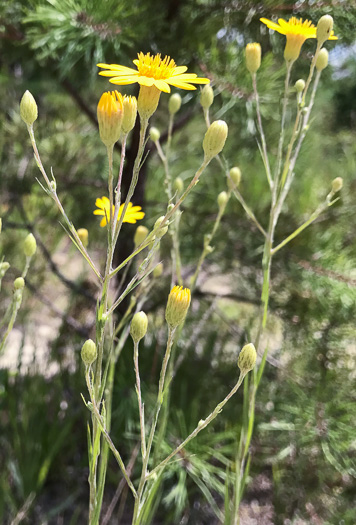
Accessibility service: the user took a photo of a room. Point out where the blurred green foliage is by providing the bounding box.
[1,0,356,523]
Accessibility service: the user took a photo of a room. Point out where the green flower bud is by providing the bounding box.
[332,177,343,193]
[203,120,228,161]
[81,339,97,366]
[23,233,37,257]
[228,166,241,189]
[245,43,261,74]
[20,90,38,126]
[173,176,184,194]
[169,93,182,115]
[200,84,214,109]
[295,79,305,93]
[153,262,163,278]
[317,15,334,45]
[165,285,191,328]
[122,95,137,134]
[149,127,160,142]
[217,191,229,210]
[316,49,329,71]
[237,343,257,373]
[154,216,168,239]
[130,311,148,343]
[134,225,149,247]
[0,262,10,278]
[77,228,89,248]
[14,277,25,290]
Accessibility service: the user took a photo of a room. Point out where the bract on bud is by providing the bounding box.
[97,91,123,147]
[138,85,161,120]
[217,191,229,210]
[203,120,228,161]
[169,93,182,115]
[245,43,261,74]
[165,285,191,328]
[134,225,149,247]
[20,90,38,126]
[173,176,184,194]
[130,311,148,343]
[228,167,241,189]
[317,15,334,45]
[316,48,329,71]
[81,339,97,366]
[237,343,257,373]
[332,177,343,193]
[295,79,305,93]
[200,84,214,110]
[77,228,89,248]
[154,216,168,239]
[122,95,137,134]
[149,127,160,142]
[14,277,25,290]
[23,233,37,257]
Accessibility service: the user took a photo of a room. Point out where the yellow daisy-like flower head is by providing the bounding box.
[260,17,337,63]
[165,285,191,328]
[94,196,145,228]
[98,52,210,119]
[97,91,123,147]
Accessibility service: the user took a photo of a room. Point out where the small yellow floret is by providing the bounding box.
[245,43,261,73]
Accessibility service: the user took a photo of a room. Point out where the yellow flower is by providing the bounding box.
[165,285,191,328]
[93,196,145,228]
[98,52,210,93]
[260,16,337,62]
[97,91,123,146]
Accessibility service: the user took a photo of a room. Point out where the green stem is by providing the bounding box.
[134,341,147,458]
[252,73,273,189]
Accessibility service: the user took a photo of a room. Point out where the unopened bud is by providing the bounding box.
[77,228,89,248]
[23,233,37,257]
[0,262,10,278]
[165,285,191,328]
[245,43,261,74]
[237,343,257,373]
[173,176,184,194]
[169,93,182,115]
[316,49,329,71]
[149,127,160,142]
[217,191,229,210]
[81,339,97,366]
[200,84,214,110]
[317,15,334,45]
[332,177,343,193]
[153,262,163,278]
[228,166,241,189]
[134,225,149,247]
[203,120,228,161]
[14,277,25,290]
[154,216,168,239]
[130,311,148,343]
[97,91,123,147]
[122,95,137,134]
[20,90,38,126]
[295,79,305,93]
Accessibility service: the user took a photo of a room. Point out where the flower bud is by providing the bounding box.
[122,95,137,134]
[81,339,97,366]
[238,343,257,373]
[332,177,343,193]
[173,176,184,194]
[97,91,123,147]
[228,166,241,189]
[14,277,25,290]
[317,15,334,45]
[20,90,38,126]
[200,84,214,109]
[0,262,10,278]
[130,311,148,343]
[138,85,161,120]
[169,93,182,115]
[316,49,329,71]
[295,79,305,93]
[203,120,228,161]
[153,262,163,278]
[217,191,229,210]
[77,228,89,248]
[23,233,37,257]
[154,216,168,239]
[165,285,191,328]
[149,127,160,142]
[134,225,149,247]
[245,43,261,74]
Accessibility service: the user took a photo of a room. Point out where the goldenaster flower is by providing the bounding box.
[260,17,337,62]
[98,52,210,93]
[94,197,144,228]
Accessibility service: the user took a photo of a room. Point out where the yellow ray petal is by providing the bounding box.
[154,79,171,92]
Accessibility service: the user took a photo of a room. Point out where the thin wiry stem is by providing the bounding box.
[252,73,273,189]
